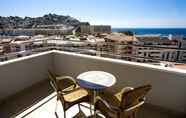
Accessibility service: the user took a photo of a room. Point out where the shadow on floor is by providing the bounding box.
[138,103,186,118]
[0,80,54,118]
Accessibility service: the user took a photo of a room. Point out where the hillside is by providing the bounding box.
[0,13,80,29]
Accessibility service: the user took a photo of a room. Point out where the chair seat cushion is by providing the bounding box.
[64,88,88,102]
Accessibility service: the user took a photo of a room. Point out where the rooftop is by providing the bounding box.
[105,33,138,42]
[175,64,186,69]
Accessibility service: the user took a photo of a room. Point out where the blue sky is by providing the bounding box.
[0,0,186,28]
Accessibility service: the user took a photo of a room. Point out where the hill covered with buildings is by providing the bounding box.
[0,13,80,29]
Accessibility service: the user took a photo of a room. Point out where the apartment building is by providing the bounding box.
[103,33,186,63]
[90,25,111,34]
[132,35,180,62]
[74,23,111,34]
[35,24,74,30]
[0,28,73,36]
[102,33,137,61]
[0,38,12,54]
[9,36,32,52]
[0,46,3,55]
[177,39,186,62]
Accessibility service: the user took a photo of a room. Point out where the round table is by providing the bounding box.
[77,71,116,118]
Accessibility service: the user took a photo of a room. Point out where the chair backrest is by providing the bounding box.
[48,70,67,106]
[121,84,152,109]
[48,70,59,91]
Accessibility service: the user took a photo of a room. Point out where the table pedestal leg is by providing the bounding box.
[93,90,97,118]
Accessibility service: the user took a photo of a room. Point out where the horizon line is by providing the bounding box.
[112,27,186,29]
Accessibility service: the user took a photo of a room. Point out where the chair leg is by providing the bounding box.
[78,103,81,112]
[133,111,137,118]
[89,103,92,115]
[55,100,59,118]
[55,112,59,118]
[55,100,58,113]
[64,111,66,118]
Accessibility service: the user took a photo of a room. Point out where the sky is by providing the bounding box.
[0,0,186,28]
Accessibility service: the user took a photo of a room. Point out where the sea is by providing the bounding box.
[112,28,186,37]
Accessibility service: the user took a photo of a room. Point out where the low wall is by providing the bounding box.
[54,51,186,113]
[0,51,53,101]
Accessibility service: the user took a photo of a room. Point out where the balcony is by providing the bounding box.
[0,50,186,118]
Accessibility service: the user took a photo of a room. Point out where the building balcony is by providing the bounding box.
[0,49,186,118]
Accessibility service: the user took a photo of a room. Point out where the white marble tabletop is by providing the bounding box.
[77,71,116,90]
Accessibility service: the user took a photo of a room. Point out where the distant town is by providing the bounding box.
[0,14,186,69]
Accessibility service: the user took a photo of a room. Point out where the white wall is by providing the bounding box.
[0,52,53,101]
[54,51,186,114]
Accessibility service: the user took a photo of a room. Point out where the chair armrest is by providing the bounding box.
[57,76,77,84]
[96,96,112,109]
[50,81,57,92]
[124,101,144,112]
[56,76,76,82]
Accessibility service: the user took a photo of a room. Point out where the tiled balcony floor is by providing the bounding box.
[0,80,185,118]
[18,95,93,118]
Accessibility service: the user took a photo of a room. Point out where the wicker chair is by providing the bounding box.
[95,84,152,118]
[48,70,91,118]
